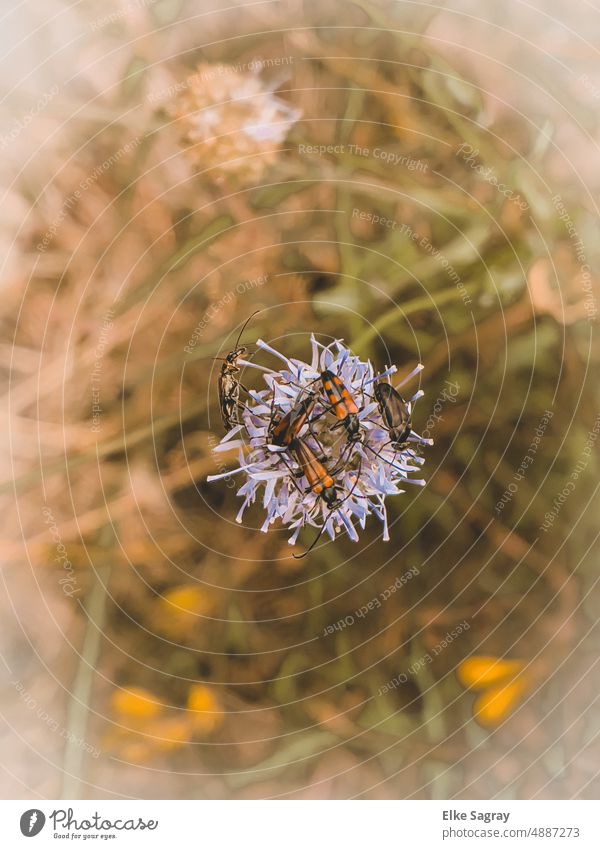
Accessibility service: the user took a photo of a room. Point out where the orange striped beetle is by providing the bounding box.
[269,393,317,448]
[289,435,363,559]
[289,436,338,508]
[320,369,361,441]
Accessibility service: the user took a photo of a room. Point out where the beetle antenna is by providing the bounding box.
[232,308,263,351]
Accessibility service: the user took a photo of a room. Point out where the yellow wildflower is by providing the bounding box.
[457,656,531,727]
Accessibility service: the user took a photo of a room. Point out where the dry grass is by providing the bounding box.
[1,0,599,799]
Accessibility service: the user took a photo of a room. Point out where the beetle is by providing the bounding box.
[288,435,363,559]
[320,369,362,441]
[374,381,412,449]
[268,392,317,448]
[289,436,338,507]
[216,310,261,432]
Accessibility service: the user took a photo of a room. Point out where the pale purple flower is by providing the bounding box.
[207,336,431,549]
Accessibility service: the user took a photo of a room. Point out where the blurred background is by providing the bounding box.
[1,0,599,799]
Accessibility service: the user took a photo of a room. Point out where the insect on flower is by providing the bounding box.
[207,335,431,552]
[320,369,362,441]
[215,310,261,432]
[268,391,317,447]
[374,381,412,448]
[289,435,364,558]
[289,436,338,507]
[373,363,432,454]
[315,366,399,486]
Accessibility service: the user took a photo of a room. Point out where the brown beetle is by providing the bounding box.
[216,310,260,432]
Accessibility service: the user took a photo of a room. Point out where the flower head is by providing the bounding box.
[208,336,431,551]
[168,62,300,183]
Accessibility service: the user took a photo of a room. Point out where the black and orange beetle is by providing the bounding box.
[268,392,317,448]
[320,369,362,441]
[289,435,363,559]
[289,436,338,508]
